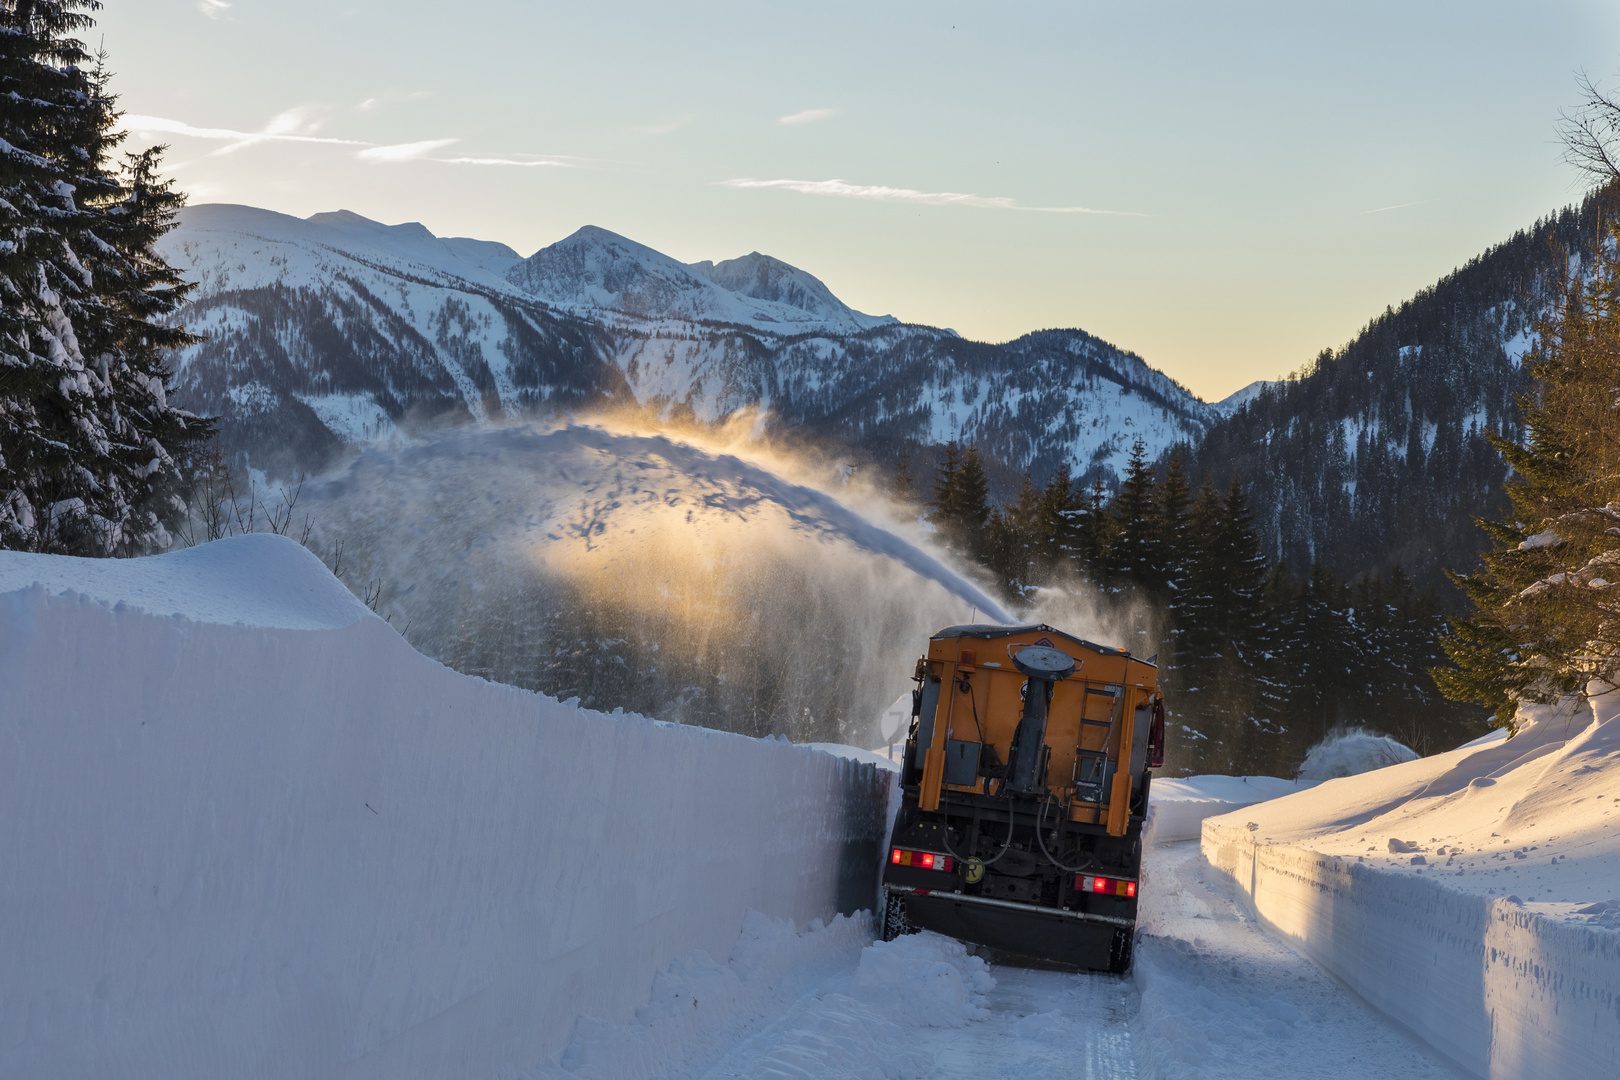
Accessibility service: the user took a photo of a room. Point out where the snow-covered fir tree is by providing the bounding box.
[0,1,210,555]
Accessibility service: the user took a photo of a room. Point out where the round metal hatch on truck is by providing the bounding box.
[1012,644,1077,681]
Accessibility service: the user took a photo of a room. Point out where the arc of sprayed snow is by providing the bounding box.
[329,423,1015,624]
[557,425,1016,623]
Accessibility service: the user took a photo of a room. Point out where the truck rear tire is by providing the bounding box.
[881,892,913,942]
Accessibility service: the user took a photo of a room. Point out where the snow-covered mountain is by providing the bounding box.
[507,225,895,334]
[158,204,1216,483]
[1211,379,1278,417]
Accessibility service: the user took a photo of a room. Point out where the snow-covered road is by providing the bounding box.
[634,839,1468,1080]
[687,954,1135,1080]
[671,936,1134,1080]
[1135,841,1467,1079]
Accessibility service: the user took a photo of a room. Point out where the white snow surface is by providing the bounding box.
[1144,774,1320,844]
[1210,379,1277,416]
[558,768,1456,1080]
[1203,697,1620,1077]
[808,743,903,772]
[1295,727,1419,780]
[0,535,892,1080]
[1135,842,1466,1080]
[508,227,895,334]
[163,203,522,295]
[0,532,367,629]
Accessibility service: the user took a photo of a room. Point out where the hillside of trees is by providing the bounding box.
[1188,188,1618,600]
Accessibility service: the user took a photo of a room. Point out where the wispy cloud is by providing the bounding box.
[197,0,230,18]
[122,111,586,171]
[778,108,837,126]
[436,155,580,167]
[718,177,1142,215]
[1360,200,1425,215]
[358,138,461,162]
[121,113,364,151]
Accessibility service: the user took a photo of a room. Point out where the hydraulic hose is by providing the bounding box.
[1035,795,1098,873]
[941,803,1017,867]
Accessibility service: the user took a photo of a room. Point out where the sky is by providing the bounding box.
[100,0,1620,402]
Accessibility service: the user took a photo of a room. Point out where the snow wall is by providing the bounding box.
[0,536,895,1080]
[1142,775,1318,844]
[1203,821,1620,1079]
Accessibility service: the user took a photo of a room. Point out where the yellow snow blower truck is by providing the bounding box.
[881,624,1165,973]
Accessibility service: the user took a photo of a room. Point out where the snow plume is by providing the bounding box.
[303,419,1013,745]
[1021,578,1163,668]
[1296,727,1418,781]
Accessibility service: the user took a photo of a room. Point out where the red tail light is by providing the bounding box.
[891,848,954,872]
[1077,874,1137,897]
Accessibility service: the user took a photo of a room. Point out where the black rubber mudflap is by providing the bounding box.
[1108,927,1135,974]
[903,892,1120,971]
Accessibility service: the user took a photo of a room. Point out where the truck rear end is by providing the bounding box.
[881,623,1164,973]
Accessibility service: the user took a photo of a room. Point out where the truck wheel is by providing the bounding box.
[1108,928,1135,974]
[881,892,912,941]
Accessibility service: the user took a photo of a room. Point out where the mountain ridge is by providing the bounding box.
[1188,185,1619,595]
[157,203,1216,486]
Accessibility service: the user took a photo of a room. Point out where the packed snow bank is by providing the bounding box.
[1296,727,1418,780]
[1144,775,1318,844]
[539,910,875,1080]
[850,931,993,1028]
[531,924,989,1080]
[0,531,368,629]
[808,743,902,772]
[1203,703,1620,1078]
[0,535,893,1080]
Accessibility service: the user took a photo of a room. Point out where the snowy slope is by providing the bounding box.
[1202,699,1620,1078]
[161,204,1215,485]
[1210,379,1277,417]
[157,203,620,474]
[507,226,895,334]
[1144,774,1320,844]
[0,534,892,1079]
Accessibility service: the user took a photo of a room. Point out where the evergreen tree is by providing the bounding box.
[0,5,210,553]
[1285,562,1356,748]
[1164,479,1224,720]
[892,451,916,504]
[1156,450,1193,594]
[1039,463,1078,579]
[1167,473,1270,768]
[1212,475,1269,655]
[987,469,1043,592]
[928,440,961,528]
[1067,476,1112,581]
[1253,562,1298,729]
[1106,439,1162,592]
[927,440,991,563]
[1437,197,1620,724]
[954,444,991,546]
